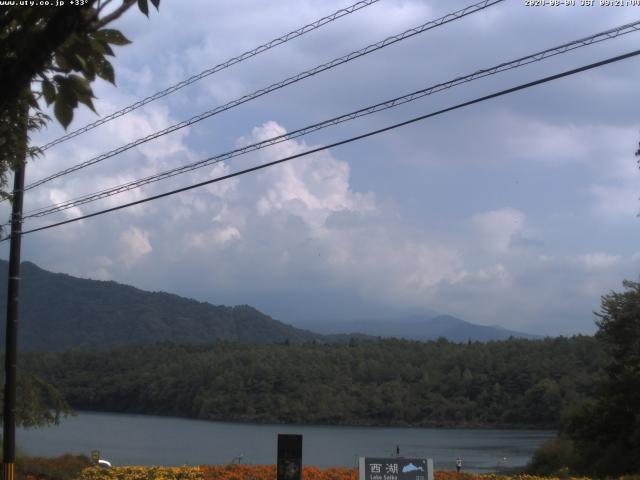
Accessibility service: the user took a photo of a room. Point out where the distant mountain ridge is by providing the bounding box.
[301,314,540,342]
[0,260,539,351]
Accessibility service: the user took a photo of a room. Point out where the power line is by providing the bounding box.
[24,0,504,192]
[37,0,382,152]
[10,48,640,240]
[21,19,640,220]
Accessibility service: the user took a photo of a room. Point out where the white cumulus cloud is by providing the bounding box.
[471,207,526,254]
[119,226,152,268]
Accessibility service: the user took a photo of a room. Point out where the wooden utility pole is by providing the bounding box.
[2,101,27,480]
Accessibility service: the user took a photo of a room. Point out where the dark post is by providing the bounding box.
[277,434,302,480]
[2,159,26,480]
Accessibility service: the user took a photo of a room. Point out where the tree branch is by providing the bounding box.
[90,0,137,30]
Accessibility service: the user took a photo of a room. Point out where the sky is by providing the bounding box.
[2,0,640,336]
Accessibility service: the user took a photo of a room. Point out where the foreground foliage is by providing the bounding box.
[0,367,72,427]
[528,280,640,476]
[564,281,640,476]
[0,0,159,198]
[24,336,602,428]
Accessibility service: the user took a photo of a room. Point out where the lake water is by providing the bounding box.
[17,412,554,472]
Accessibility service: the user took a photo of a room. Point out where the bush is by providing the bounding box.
[526,437,576,476]
[17,453,91,480]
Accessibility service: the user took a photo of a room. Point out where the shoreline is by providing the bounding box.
[71,409,558,432]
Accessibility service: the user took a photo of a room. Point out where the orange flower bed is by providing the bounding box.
[200,464,273,480]
[199,464,357,480]
[79,464,629,480]
[435,473,480,480]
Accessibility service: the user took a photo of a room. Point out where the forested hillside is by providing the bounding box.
[0,261,323,350]
[23,336,603,428]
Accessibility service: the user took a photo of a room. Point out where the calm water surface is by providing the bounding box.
[18,412,554,472]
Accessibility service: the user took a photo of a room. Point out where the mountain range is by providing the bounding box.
[302,315,540,342]
[0,260,539,351]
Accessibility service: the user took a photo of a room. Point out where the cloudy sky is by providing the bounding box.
[3,0,640,335]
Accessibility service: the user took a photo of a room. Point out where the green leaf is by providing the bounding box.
[62,33,82,50]
[84,57,96,81]
[94,29,131,46]
[54,97,73,129]
[42,79,56,106]
[138,0,149,16]
[150,0,160,9]
[77,93,97,114]
[67,74,92,96]
[66,36,95,64]
[54,53,70,70]
[73,54,87,71]
[90,38,114,56]
[102,42,115,57]
[95,57,115,84]
[57,82,78,110]
[64,54,83,72]
[89,38,106,54]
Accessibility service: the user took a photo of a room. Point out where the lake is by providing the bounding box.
[17,412,554,472]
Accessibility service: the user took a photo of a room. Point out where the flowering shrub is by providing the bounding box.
[199,465,356,480]
[75,465,636,480]
[435,473,482,480]
[468,476,591,480]
[199,464,275,480]
[78,466,201,480]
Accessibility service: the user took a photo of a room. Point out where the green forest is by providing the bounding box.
[23,336,602,429]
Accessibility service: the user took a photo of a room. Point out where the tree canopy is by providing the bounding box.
[564,280,640,476]
[0,367,72,428]
[23,336,603,429]
[529,280,640,476]
[0,0,159,198]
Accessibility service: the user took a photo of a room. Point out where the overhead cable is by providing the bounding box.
[37,0,382,152]
[24,0,504,192]
[11,48,640,239]
[22,19,640,219]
